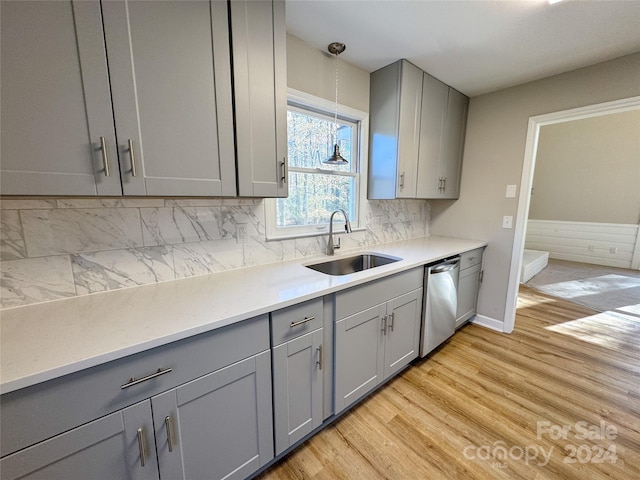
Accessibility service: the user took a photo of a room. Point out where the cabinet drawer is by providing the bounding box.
[271,298,323,346]
[335,267,423,320]
[1,315,269,458]
[460,247,484,270]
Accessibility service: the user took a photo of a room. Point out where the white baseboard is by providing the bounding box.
[471,314,505,332]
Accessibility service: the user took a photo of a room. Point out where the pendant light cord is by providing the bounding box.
[333,51,339,147]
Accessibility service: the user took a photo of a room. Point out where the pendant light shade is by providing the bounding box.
[324,143,348,165]
[324,42,347,165]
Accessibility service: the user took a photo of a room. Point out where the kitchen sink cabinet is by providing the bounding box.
[270,298,324,455]
[368,59,468,200]
[456,247,484,328]
[0,316,273,480]
[334,269,423,413]
[231,0,288,198]
[1,0,236,197]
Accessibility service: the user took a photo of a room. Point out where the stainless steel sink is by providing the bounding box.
[305,253,401,276]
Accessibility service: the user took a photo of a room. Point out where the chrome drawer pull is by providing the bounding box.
[128,139,137,177]
[381,315,387,335]
[316,345,323,370]
[165,416,176,452]
[99,137,110,177]
[290,316,315,328]
[389,312,395,332]
[137,428,147,467]
[121,367,172,389]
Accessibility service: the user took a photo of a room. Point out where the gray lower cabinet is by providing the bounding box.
[456,248,484,328]
[0,0,236,197]
[270,298,324,455]
[151,351,273,480]
[0,316,273,480]
[0,400,159,480]
[272,329,324,455]
[0,352,273,480]
[231,0,288,198]
[334,269,423,414]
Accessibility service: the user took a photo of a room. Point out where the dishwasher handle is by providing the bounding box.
[430,259,459,274]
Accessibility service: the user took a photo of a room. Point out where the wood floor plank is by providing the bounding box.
[257,286,640,479]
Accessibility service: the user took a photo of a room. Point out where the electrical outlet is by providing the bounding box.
[236,223,248,243]
[502,216,513,229]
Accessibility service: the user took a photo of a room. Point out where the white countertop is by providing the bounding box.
[0,236,486,394]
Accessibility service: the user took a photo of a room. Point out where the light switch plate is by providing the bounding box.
[506,185,517,198]
[502,216,513,228]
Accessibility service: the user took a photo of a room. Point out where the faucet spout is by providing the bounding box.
[327,209,352,255]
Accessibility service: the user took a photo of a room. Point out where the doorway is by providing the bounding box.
[503,95,640,332]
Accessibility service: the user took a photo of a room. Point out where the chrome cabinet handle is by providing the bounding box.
[165,416,176,452]
[442,177,446,192]
[381,315,387,335]
[290,316,315,328]
[121,367,172,389]
[389,312,395,332]
[281,158,287,184]
[137,428,147,467]
[399,172,405,188]
[128,139,137,177]
[316,345,323,370]
[99,137,110,177]
[479,270,484,283]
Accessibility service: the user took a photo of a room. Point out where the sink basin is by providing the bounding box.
[305,253,401,276]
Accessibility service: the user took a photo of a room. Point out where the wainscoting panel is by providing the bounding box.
[525,219,639,269]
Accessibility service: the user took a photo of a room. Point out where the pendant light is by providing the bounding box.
[324,42,348,165]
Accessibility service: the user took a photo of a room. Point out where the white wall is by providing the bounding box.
[429,52,640,326]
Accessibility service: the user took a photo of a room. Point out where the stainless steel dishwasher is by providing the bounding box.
[420,256,460,357]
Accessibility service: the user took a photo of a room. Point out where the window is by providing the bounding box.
[266,90,368,239]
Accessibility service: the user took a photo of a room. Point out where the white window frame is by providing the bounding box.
[265,88,369,240]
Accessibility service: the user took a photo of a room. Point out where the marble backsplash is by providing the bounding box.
[0,197,431,309]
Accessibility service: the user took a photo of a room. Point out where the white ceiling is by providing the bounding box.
[286,0,640,97]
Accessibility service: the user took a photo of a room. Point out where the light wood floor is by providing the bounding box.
[257,286,640,479]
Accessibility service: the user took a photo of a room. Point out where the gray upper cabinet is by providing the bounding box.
[368,59,468,200]
[0,1,118,196]
[1,0,236,197]
[230,0,288,198]
[368,60,423,199]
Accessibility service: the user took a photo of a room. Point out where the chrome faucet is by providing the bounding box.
[327,209,352,255]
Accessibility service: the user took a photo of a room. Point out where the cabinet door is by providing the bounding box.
[457,263,482,327]
[440,88,469,199]
[334,304,386,414]
[273,329,323,455]
[151,351,273,480]
[416,73,449,198]
[396,60,424,198]
[0,0,120,196]
[231,0,288,197]
[0,401,158,480]
[383,288,423,379]
[102,0,236,196]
